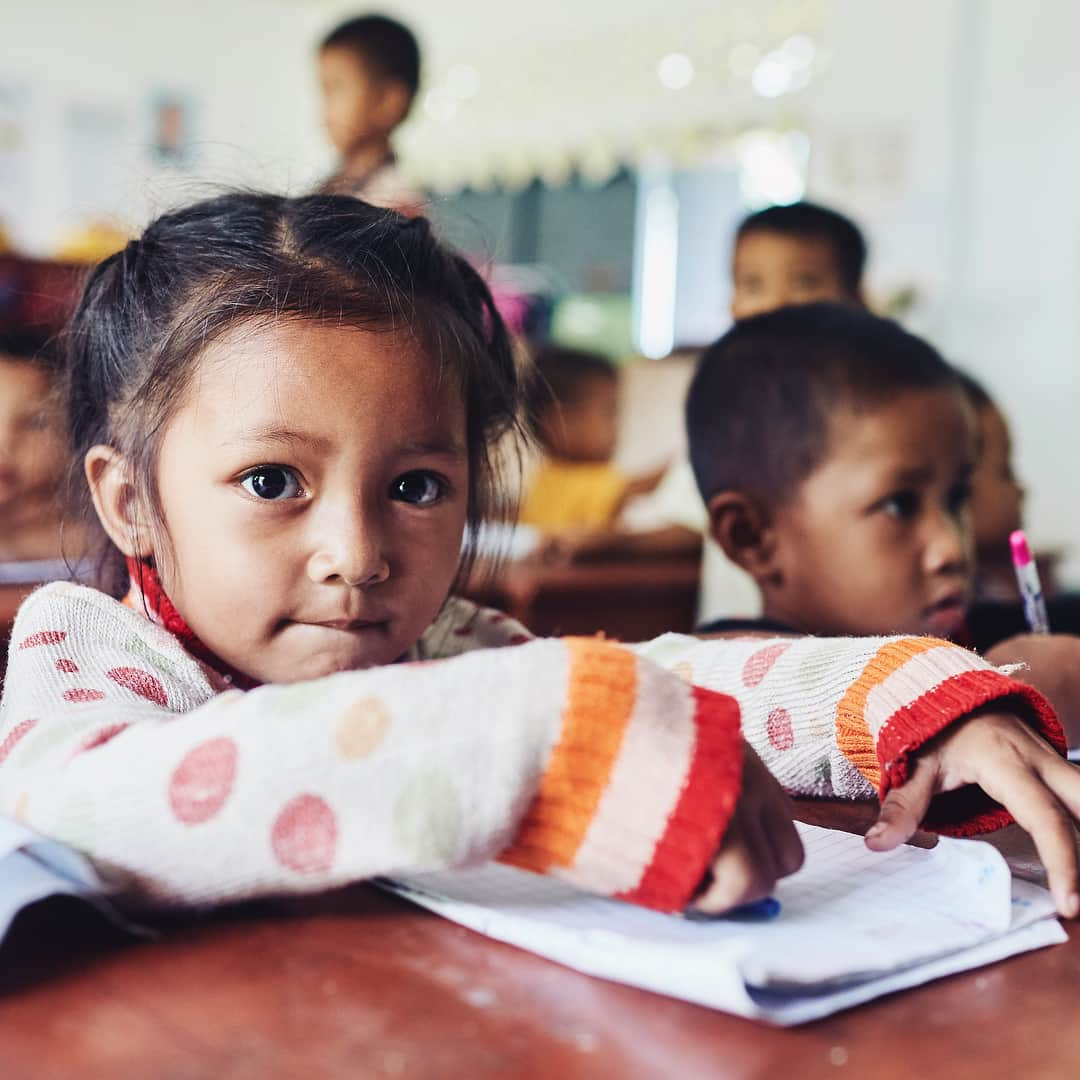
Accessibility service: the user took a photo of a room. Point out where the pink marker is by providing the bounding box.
[1010,530,1050,634]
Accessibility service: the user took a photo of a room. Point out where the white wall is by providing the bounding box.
[1,0,326,252]
[804,0,1080,580]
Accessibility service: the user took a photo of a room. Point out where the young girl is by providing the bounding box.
[1,194,1078,918]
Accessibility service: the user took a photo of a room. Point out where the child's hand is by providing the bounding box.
[866,711,1080,917]
[691,742,804,913]
[985,633,1080,746]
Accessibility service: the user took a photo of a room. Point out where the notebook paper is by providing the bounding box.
[0,817,130,943]
[384,823,1066,1025]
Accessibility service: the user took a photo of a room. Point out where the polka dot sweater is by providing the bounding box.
[0,581,1063,913]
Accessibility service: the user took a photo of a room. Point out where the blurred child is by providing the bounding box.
[686,303,1080,743]
[634,201,869,616]
[316,14,424,215]
[957,371,1027,600]
[730,201,867,320]
[957,371,1080,649]
[4,195,1077,917]
[519,346,663,534]
[689,304,974,640]
[0,329,79,563]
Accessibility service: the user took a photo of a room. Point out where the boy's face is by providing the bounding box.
[761,386,977,638]
[731,231,855,320]
[539,374,619,463]
[319,46,403,156]
[0,355,65,512]
[969,402,1024,555]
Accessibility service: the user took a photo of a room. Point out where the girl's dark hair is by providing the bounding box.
[63,192,522,596]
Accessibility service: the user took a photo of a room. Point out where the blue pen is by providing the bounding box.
[683,896,782,921]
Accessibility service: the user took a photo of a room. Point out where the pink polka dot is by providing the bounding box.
[168,738,238,825]
[18,630,67,650]
[742,643,792,688]
[0,720,37,765]
[766,707,795,752]
[508,634,531,646]
[271,794,337,875]
[55,658,79,673]
[107,666,168,707]
[488,612,508,625]
[76,723,130,755]
[63,688,105,703]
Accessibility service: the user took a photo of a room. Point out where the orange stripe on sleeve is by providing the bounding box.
[835,637,944,787]
[500,638,637,873]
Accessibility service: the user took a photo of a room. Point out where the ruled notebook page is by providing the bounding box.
[384,822,1065,1024]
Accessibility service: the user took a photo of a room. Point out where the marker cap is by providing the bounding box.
[1010,530,1033,568]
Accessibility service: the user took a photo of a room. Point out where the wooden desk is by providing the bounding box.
[466,557,700,640]
[1,803,1077,1079]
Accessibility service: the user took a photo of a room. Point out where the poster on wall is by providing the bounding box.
[147,90,198,169]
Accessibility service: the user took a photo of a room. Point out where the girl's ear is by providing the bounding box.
[706,490,781,584]
[84,445,154,558]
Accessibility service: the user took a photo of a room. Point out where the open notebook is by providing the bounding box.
[383,822,1067,1025]
[0,817,132,943]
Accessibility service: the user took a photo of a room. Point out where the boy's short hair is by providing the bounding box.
[529,344,616,414]
[736,202,867,295]
[686,303,961,506]
[321,14,421,98]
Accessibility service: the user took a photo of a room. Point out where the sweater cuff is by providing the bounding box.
[878,670,1064,836]
[499,638,743,912]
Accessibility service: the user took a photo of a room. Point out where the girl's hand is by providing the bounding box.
[866,712,1080,917]
[691,742,805,914]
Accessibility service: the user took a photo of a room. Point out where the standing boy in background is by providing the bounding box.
[316,13,424,215]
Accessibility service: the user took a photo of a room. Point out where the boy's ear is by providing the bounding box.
[706,490,780,583]
[84,445,153,559]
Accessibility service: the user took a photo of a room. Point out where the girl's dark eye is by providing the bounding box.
[240,466,303,501]
[391,471,445,506]
[881,491,919,519]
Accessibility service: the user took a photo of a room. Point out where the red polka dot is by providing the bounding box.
[63,688,105,703]
[55,658,79,673]
[0,720,37,765]
[76,723,130,754]
[168,738,238,825]
[271,794,338,875]
[742,643,792,688]
[488,612,508,624]
[453,623,475,637]
[508,634,531,646]
[107,666,168,707]
[18,630,67,650]
[766,708,795,752]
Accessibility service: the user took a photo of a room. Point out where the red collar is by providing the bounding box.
[124,558,261,690]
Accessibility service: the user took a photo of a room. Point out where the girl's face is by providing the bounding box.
[146,320,469,684]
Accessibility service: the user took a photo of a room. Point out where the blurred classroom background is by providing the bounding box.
[2,0,1078,606]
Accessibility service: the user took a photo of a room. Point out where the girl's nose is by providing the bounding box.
[306,501,391,587]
